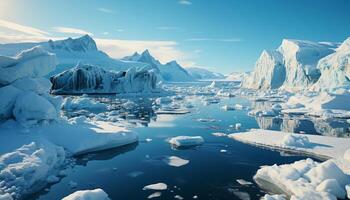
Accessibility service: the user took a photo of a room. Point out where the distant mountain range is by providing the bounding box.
[0,35,225,82]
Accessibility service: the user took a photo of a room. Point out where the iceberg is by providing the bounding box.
[62,188,110,200]
[50,63,159,94]
[168,136,204,147]
[312,37,350,91]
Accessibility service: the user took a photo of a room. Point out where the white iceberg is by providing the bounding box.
[62,188,110,200]
[143,183,167,191]
[168,136,204,147]
[164,156,189,167]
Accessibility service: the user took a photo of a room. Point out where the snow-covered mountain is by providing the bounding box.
[242,39,338,91]
[225,72,247,82]
[186,67,225,80]
[122,50,195,82]
[0,35,146,77]
[311,37,350,91]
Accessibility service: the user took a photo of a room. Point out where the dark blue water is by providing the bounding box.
[29,96,314,200]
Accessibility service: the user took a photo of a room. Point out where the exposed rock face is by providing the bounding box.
[50,64,158,94]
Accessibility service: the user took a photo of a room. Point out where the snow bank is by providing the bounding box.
[0,85,21,119]
[13,91,58,125]
[50,63,159,94]
[0,141,65,199]
[62,188,110,200]
[168,136,204,147]
[254,158,349,199]
[0,46,57,85]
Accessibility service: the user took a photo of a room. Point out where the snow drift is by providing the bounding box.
[50,63,158,94]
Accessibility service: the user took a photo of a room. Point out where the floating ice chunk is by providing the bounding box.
[346,185,350,199]
[62,97,107,111]
[164,156,189,167]
[0,85,21,119]
[13,91,57,125]
[234,104,244,110]
[193,195,198,199]
[220,149,227,153]
[235,123,242,130]
[0,141,65,199]
[236,179,253,186]
[145,138,153,142]
[261,194,286,200]
[197,118,216,122]
[143,183,167,191]
[280,134,310,148]
[254,158,350,200]
[211,132,227,137]
[222,105,235,111]
[316,179,346,199]
[169,136,204,147]
[148,192,162,199]
[174,195,184,200]
[62,188,110,200]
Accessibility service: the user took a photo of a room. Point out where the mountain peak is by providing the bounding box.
[48,35,98,52]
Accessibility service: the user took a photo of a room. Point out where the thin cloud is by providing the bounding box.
[97,7,114,14]
[179,0,192,5]
[95,38,194,66]
[53,27,94,36]
[0,19,49,37]
[186,38,243,42]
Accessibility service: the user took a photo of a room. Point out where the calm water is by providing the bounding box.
[29,93,319,200]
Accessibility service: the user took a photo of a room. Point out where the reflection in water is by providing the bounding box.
[75,142,138,166]
[253,101,350,137]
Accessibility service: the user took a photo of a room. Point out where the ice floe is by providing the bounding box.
[168,136,204,147]
[143,183,168,191]
[62,188,110,200]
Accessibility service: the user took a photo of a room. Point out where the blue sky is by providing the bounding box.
[0,0,349,74]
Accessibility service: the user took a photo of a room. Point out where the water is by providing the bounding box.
[29,93,319,200]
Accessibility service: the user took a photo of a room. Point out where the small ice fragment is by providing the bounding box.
[222,105,235,111]
[143,183,167,191]
[148,192,162,199]
[193,195,198,199]
[211,132,227,137]
[236,179,253,185]
[128,171,144,178]
[164,156,189,167]
[235,123,241,130]
[174,195,184,200]
[220,149,227,153]
[145,138,153,142]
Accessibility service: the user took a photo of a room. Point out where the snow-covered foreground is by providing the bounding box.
[229,129,350,199]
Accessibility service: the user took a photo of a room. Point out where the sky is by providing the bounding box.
[0,0,349,74]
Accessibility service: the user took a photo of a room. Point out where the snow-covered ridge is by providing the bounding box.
[122,50,195,82]
[0,35,147,77]
[242,38,341,91]
[50,64,159,94]
[186,67,225,80]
